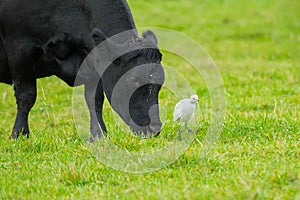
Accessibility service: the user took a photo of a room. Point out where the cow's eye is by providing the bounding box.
[130,77,139,84]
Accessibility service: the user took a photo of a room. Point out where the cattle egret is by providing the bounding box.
[173,94,199,140]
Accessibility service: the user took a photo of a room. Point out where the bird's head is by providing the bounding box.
[190,94,199,104]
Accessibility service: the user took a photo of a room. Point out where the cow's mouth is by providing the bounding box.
[131,122,162,139]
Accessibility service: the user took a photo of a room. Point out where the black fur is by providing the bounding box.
[0,0,165,139]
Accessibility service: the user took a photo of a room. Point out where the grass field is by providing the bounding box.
[0,0,300,199]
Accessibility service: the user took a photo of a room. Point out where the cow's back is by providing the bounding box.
[0,0,136,44]
[0,0,137,84]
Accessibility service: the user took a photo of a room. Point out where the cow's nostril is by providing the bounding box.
[154,131,161,137]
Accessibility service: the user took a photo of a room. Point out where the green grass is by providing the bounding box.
[1,0,300,199]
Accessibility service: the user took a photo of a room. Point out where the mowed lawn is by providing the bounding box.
[0,0,299,199]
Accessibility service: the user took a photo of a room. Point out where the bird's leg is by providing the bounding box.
[186,122,194,134]
[178,123,182,141]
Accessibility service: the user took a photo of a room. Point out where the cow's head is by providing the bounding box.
[92,29,165,138]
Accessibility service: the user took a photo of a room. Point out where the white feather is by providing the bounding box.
[173,94,198,123]
[173,101,182,121]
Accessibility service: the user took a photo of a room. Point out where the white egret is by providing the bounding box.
[173,94,199,140]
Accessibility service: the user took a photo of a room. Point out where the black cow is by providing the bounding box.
[0,0,165,140]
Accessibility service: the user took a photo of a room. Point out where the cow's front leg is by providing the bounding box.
[6,38,40,139]
[95,80,107,135]
[11,81,37,139]
[84,81,106,142]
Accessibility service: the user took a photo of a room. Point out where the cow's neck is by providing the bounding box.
[89,0,138,44]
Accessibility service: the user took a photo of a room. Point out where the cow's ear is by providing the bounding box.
[91,28,106,45]
[142,30,158,45]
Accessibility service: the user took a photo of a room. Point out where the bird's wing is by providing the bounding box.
[191,105,196,119]
[173,101,182,121]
